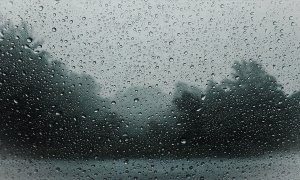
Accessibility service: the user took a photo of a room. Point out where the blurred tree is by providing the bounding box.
[0,21,121,159]
[173,60,300,156]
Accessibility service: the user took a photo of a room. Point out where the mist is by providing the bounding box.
[0,20,300,160]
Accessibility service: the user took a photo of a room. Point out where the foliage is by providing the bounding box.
[173,60,300,156]
[0,22,121,159]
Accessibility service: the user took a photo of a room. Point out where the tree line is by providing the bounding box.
[0,21,299,159]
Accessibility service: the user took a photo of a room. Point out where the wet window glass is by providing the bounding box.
[1,0,300,179]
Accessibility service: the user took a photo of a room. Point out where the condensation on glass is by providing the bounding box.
[0,0,300,179]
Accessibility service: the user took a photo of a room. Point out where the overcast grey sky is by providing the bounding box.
[1,0,300,98]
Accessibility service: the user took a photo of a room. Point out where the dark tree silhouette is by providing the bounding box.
[1,21,299,159]
[0,21,121,159]
[173,60,300,156]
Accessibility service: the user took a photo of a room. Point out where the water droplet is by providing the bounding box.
[291,22,296,26]
[181,139,187,144]
[52,27,57,32]
[134,98,139,102]
[201,95,206,100]
[55,167,61,172]
[111,101,116,105]
[26,38,32,43]
[124,159,129,164]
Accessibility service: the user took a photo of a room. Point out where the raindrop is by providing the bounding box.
[26,38,33,43]
[55,167,61,172]
[124,159,129,164]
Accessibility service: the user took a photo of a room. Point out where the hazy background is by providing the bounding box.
[1,0,300,99]
[1,1,300,179]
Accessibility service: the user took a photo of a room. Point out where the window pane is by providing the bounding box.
[1,0,300,179]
